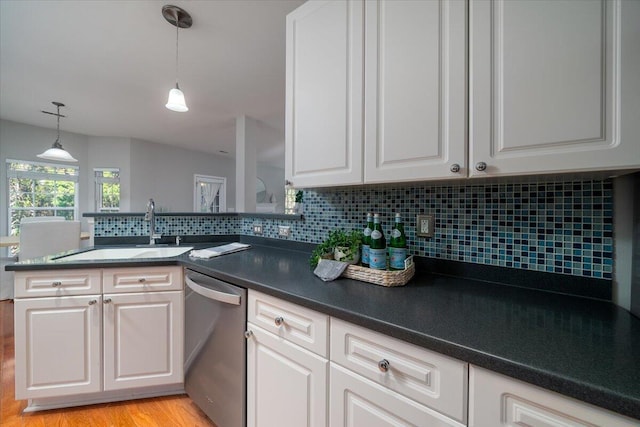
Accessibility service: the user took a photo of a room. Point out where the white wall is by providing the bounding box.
[257,163,285,212]
[129,138,235,212]
[87,136,132,212]
[0,119,90,237]
[0,119,237,240]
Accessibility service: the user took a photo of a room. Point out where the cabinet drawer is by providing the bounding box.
[330,363,464,427]
[469,366,638,427]
[331,317,468,424]
[248,291,329,357]
[103,266,183,293]
[14,269,102,298]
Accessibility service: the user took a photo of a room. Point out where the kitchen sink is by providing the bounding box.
[54,246,194,261]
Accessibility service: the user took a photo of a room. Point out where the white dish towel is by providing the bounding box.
[189,243,251,259]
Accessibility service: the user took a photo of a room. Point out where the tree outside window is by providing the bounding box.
[94,168,120,212]
[6,159,79,253]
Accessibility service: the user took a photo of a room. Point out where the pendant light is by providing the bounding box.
[37,101,77,162]
[163,5,192,112]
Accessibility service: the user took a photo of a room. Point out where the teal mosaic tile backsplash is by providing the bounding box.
[94,179,613,279]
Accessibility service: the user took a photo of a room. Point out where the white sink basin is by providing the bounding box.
[55,246,193,261]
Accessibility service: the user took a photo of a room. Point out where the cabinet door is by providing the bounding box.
[14,295,102,399]
[364,0,467,183]
[469,366,638,427]
[470,0,640,177]
[246,324,328,427]
[285,0,364,187]
[103,291,183,391]
[330,363,464,427]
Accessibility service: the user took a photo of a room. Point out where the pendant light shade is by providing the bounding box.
[163,5,192,113]
[166,84,188,112]
[37,102,77,162]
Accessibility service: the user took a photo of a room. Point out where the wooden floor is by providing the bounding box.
[0,300,215,426]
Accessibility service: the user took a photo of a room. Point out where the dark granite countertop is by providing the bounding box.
[6,241,640,420]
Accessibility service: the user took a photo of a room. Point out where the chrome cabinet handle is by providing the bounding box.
[274,316,285,327]
[378,359,390,372]
[244,330,254,339]
[475,162,487,171]
[88,300,98,305]
[52,281,62,287]
[103,298,112,304]
[450,164,460,173]
[138,278,146,283]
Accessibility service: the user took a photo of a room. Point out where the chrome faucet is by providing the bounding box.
[145,198,161,245]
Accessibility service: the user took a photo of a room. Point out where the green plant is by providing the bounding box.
[310,229,363,268]
[295,190,304,203]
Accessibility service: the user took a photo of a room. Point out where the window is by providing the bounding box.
[194,175,226,213]
[6,159,79,237]
[285,187,297,214]
[94,168,120,212]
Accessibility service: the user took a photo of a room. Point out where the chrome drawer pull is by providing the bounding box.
[475,161,487,171]
[378,359,390,373]
[274,316,285,327]
[450,163,460,173]
[88,300,98,305]
[52,281,62,287]
[103,298,112,304]
[244,330,254,339]
[138,278,147,283]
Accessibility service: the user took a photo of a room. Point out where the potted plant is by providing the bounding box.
[310,229,363,267]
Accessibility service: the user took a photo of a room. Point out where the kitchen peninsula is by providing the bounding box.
[6,234,640,425]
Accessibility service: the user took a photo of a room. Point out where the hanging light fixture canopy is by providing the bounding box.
[163,5,192,112]
[37,101,77,162]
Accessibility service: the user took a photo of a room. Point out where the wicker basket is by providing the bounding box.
[342,257,415,287]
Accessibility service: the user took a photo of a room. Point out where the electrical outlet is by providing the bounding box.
[416,214,434,237]
[252,223,263,235]
[278,225,291,238]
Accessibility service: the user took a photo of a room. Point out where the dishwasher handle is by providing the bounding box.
[185,275,242,306]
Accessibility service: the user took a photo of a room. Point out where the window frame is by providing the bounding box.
[94,167,121,212]
[5,158,79,237]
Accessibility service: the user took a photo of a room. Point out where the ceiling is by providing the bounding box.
[0,0,305,165]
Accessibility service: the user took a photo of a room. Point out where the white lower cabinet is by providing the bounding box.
[246,324,328,427]
[246,290,469,427]
[246,290,329,427]
[103,291,183,391]
[13,267,184,409]
[469,365,638,427]
[14,295,102,399]
[330,363,464,427]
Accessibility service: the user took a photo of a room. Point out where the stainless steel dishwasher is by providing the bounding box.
[184,268,246,427]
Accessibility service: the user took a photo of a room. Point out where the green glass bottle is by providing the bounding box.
[389,213,407,270]
[361,213,373,267]
[369,213,387,270]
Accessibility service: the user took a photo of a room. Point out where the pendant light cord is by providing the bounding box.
[55,104,61,142]
[175,14,180,88]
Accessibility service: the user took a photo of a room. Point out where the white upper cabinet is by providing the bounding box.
[470,0,640,177]
[286,0,640,188]
[285,0,364,187]
[364,0,467,183]
[286,0,466,187]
